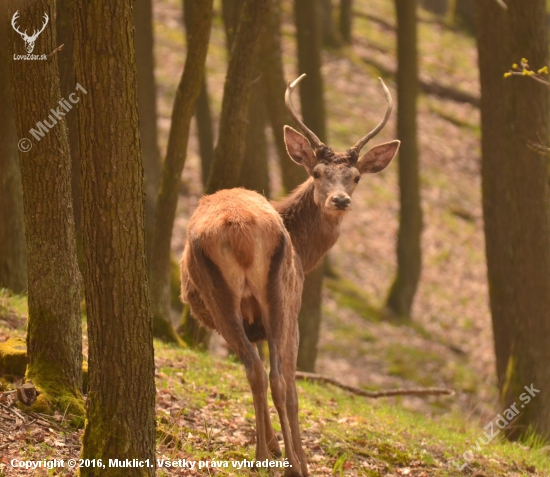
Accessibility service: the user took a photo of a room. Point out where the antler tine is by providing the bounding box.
[11,11,23,35]
[30,13,48,39]
[285,74,323,149]
[351,77,393,153]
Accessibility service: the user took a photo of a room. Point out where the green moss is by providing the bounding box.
[21,357,85,426]
[170,256,183,313]
[0,337,27,377]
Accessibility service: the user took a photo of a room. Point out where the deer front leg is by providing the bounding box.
[284,327,309,476]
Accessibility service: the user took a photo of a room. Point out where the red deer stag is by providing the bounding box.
[180,75,400,477]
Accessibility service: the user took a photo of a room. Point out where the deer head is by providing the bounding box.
[284,74,400,216]
[11,11,49,54]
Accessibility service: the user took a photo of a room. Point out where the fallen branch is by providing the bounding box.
[295,371,454,398]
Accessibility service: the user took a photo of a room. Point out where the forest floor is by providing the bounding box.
[1,293,549,476]
[2,0,550,475]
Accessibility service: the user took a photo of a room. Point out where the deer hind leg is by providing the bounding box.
[264,236,305,477]
[187,242,272,462]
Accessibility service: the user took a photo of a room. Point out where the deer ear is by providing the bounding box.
[356,140,400,174]
[284,126,317,172]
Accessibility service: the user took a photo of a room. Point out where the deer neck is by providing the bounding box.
[272,179,342,274]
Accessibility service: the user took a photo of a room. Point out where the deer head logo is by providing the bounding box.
[11,11,49,54]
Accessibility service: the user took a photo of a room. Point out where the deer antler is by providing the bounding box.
[285,74,323,149]
[28,13,49,41]
[351,77,393,154]
[11,11,26,38]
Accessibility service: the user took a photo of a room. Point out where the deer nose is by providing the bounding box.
[331,195,351,209]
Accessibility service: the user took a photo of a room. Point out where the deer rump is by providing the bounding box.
[181,188,301,344]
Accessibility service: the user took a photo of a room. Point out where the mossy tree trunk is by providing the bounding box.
[386,0,422,322]
[339,0,352,44]
[149,0,214,345]
[134,0,162,264]
[73,0,156,471]
[260,0,308,194]
[7,0,83,414]
[294,0,327,372]
[477,0,550,440]
[0,0,26,294]
[205,0,271,192]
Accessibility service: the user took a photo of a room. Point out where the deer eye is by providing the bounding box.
[313,171,321,179]
[354,176,361,183]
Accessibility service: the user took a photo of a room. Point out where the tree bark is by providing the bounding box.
[134,0,162,264]
[386,0,422,321]
[260,0,308,193]
[476,0,512,393]
[0,0,26,294]
[149,0,213,345]
[294,0,327,371]
[56,0,83,269]
[195,77,215,184]
[294,0,327,142]
[7,0,83,414]
[183,0,215,185]
[477,0,550,440]
[73,0,156,471]
[205,0,271,193]
[339,0,352,44]
[297,264,323,371]
[237,78,270,197]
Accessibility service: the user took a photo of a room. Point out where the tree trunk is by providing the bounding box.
[73,0,156,471]
[7,0,83,415]
[386,0,422,321]
[297,264,323,371]
[221,0,243,51]
[339,0,352,44]
[205,0,271,193]
[181,0,270,349]
[476,0,512,393]
[149,0,214,345]
[56,0,82,267]
[260,0,308,193]
[0,0,26,294]
[134,0,162,264]
[320,0,339,47]
[195,77,215,184]
[294,0,327,371]
[183,0,215,185]
[237,79,270,196]
[477,0,550,440]
[294,0,327,142]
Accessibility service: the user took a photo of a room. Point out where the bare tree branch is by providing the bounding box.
[295,371,455,398]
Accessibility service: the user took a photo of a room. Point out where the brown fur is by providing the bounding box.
[180,118,399,477]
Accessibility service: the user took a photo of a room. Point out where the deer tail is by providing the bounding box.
[227,221,255,270]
